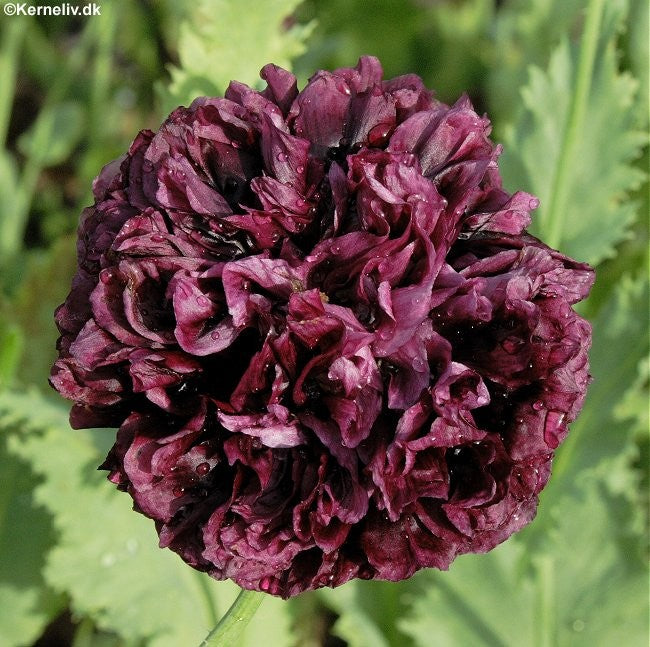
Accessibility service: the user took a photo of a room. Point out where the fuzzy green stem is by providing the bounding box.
[544,0,605,249]
[199,589,265,647]
[0,19,26,148]
[535,555,556,647]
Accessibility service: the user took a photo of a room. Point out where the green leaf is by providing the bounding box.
[614,356,649,440]
[500,0,647,265]
[0,428,62,647]
[400,470,647,647]
[487,0,586,128]
[400,543,535,647]
[317,579,416,647]
[17,101,85,167]
[161,0,315,111]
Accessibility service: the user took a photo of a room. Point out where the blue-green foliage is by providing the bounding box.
[0,1,647,645]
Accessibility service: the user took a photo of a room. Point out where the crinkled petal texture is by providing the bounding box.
[51,57,594,598]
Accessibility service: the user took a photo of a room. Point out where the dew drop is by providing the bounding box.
[196,295,210,307]
[173,486,185,498]
[196,462,211,476]
[378,328,393,341]
[242,279,251,291]
[412,357,427,371]
[532,400,544,411]
[150,234,165,243]
[572,619,586,633]
[296,165,305,174]
[276,152,288,162]
[528,198,540,210]
[101,553,116,567]
[99,270,113,284]
[210,330,221,340]
[331,244,341,255]
[368,123,392,147]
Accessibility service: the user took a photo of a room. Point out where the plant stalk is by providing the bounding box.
[198,588,265,647]
[544,0,605,249]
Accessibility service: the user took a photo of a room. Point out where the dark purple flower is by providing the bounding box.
[51,56,594,598]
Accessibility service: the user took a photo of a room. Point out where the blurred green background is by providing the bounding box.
[0,1,647,646]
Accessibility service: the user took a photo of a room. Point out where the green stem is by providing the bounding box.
[71,616,95,647]
[0,19,26,148]
[543,0,605,249]
[535,556,556,647]
[198,589,265,647]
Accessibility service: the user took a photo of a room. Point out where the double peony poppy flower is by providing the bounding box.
[51,56,594,598]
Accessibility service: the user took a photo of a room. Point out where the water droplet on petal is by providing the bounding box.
[368,122,392,147]
[529,198,540,210]
[411,357,427,371]
[173,486,185,498]
[99,270,113,284]
[196,462,211,476]
[276,152,288,162]
[210,330,221,340]
[532,400,544,411]
[196,295,210,308]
